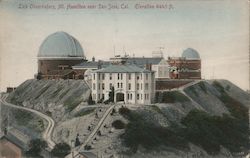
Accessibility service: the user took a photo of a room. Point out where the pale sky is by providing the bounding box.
[0,0,249,91]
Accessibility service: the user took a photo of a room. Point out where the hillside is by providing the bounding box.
[4,79,250,158]
[6,79,91,122]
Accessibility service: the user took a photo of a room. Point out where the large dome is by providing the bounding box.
[182,48,200,59]
[38,31,85,59]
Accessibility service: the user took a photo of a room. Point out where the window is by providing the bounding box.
[117,83,120,88]
[128,73,131,80]
[121,83,123,88]
[130,94,132,100]
[128,83,131,90]
[93,74,95,80]
[93,83,96,90]
[121,73,123,80]
[127,93,130,100]
[102,94,104,100]
[145,83,149,90]
[118,73,120,80]
[146,74,148,80]
[141,94,143,100]
[145,94,147,100]
[141,83,143,90]
[102,83,105,90]
[109,73,112,80]
[102,74,105,80]
[137,75,140,80]
[98,74,101,80]
[137,83,139,90]
[109,83,112,90]
[141,74,142,79]
[98,94,100,100]
[98,83,100,90]
[137,94,140,100]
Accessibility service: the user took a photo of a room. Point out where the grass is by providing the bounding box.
[188,86,199,97]
[64,97,82,112]
[161,91,190,103]
[74,108,95,117]
[13,109,46,133]
[155,91,190,103]
[198,82,207,94]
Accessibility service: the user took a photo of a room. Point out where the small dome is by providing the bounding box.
[182,48,200,59]
[38,31,85,59]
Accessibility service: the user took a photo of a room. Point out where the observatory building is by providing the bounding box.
[168,48,201,79]
[37,31,86,79]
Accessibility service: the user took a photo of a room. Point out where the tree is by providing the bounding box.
[108,86,115,103]
[36,72,42,80]
[87,93,95,105]
[75,134,81,147]
[25,139,47,157]
[51,142,71,157]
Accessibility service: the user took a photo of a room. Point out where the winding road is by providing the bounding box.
[0,93,56,149]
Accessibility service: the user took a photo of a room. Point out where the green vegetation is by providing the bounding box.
[120,107,249,155]
[34,85,50,99]
[51,142,71,157]
[189,86,199,97]
[181,110,249,154]
[212,81,225,93]
[64,97,82,112]
[13,109,46,133]
[14,109,33,125]
[120,107,188,153]
[158,91,190,103]
[87,93,95,105]
[74,108,95,117]
[25,139,47,157]
[226,85,231,91]
[112,120,126,129]
[198,82,207,94]
[212,81,248,121]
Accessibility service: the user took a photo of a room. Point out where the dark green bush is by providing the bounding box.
[161,91,190,103]
[51,142,71,157]
[74,108,95,117]
[112,120,126,129]
[121,109,249,155]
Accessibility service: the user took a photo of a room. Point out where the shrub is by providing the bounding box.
[161,91,190,103]
[74,108,95,117]
[198,82,207,93]
[51,142,71,157]
[112,120,126,129]
[87,94,95,105]
[121,109,249,155]
[121,111,188,153]
[25,139,47,157]
[181,110,249,154]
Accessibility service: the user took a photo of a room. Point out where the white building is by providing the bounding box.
[91,64,155,104]
[151,59,169,79]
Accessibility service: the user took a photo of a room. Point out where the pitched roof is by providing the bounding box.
[126,57,163,67]
[73,61,111,69]
[95,64,151,73]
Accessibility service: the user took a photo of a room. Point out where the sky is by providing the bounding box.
[0,0,249,91]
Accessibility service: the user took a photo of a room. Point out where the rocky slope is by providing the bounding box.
[6,79,91,122]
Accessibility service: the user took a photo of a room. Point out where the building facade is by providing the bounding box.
[91,64,155,104]
[168,48,201,79]
[152,59,169,79]
[37,31,86,79]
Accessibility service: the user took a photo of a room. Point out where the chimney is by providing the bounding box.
[92,56,95,62]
